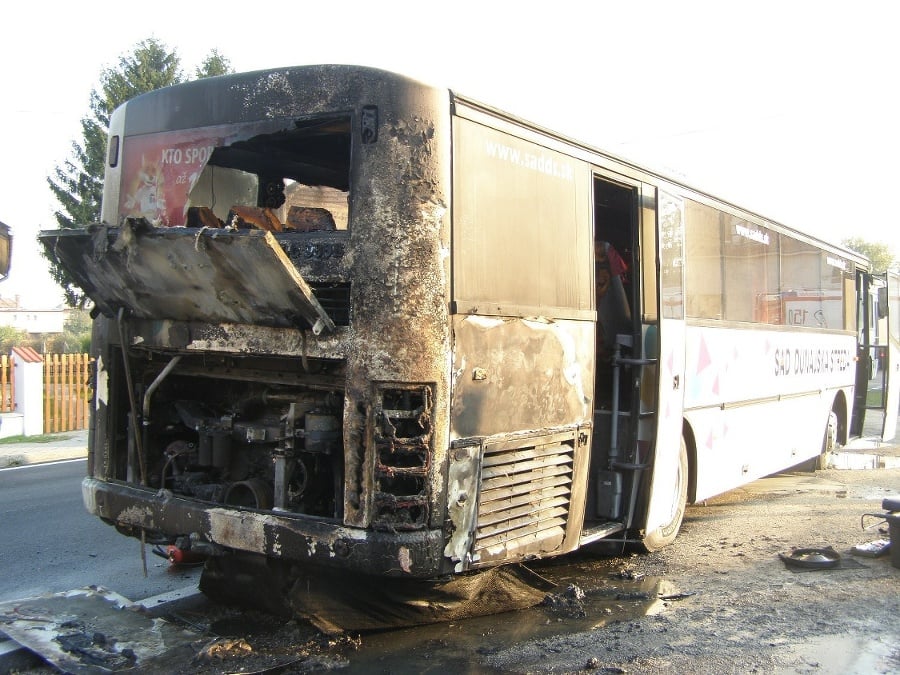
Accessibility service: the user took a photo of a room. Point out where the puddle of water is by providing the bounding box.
[781,633,900,674]
[341,558,686,673]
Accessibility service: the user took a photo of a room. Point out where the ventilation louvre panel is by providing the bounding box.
[473,441,574,565]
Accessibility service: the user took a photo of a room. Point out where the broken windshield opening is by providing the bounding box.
[120,115,351,231]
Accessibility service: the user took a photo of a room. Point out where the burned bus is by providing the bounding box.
[41,65,894,596]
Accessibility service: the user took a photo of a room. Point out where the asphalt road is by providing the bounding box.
[0,459,200,604]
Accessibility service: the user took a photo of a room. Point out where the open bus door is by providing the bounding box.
[852,271,900,441]
[880,271,900,440]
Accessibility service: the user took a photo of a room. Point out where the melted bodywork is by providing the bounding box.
[44,221,335,334]
[41,65,455,580]
[40,65,612,598]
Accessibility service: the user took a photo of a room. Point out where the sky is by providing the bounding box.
[1,0,897,308]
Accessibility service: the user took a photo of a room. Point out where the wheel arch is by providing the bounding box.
[682,419,698,505]
[831,389,849,446]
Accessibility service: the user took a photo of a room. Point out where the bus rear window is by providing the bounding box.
[120,115,351,230]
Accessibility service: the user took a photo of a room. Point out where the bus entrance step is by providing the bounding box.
[579,521,625,546]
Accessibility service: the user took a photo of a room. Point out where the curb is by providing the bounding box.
[0,431,89,469]
[0,449,88,469]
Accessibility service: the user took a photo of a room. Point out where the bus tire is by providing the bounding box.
[799,410,838,472]
[817,410,838,470]
[639,436,688,552]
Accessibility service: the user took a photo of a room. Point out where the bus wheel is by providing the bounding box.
[639,437,688,552]
[817,410,838,470]
[800,410,838,472]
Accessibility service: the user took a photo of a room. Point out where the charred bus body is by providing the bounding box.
[42,65,880,591]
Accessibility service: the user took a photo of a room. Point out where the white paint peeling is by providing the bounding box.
[82,479,98,514]
[465,315,504,329]
[208,507,268,553]
[398,546,412,573]
[508,317,589,417]
[549,320,588,416]
[95,355,109,409]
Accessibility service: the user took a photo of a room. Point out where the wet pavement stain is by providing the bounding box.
[339,556,691,673]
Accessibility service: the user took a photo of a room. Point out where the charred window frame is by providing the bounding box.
[118,114,354,231]
[190,115,353,231]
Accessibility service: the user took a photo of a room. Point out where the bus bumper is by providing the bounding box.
[82,477,448,578]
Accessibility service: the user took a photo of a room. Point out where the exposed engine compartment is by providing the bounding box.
[128,353,346,520]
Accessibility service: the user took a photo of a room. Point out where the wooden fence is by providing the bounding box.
[44,353,92,433]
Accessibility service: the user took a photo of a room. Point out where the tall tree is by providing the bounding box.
[47,39,182,234]
[45,39,232,306]
[843,238,897,275]
[196,49,233,78]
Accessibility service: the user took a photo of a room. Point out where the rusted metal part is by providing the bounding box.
[186,206,223,228]
[82,478,447,577]
[287,206,337,232]
[227,205,284,232]
[445,310,598,567]
[371,384,433,531]
[444,426,595,573]
[444,440,482,572]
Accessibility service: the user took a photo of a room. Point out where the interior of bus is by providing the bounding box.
[586,176,646,533]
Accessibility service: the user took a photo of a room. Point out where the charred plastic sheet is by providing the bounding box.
[0,588,201,674]
[40,220,335,334]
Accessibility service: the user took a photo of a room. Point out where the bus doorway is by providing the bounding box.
[853,271,900,441]
[585,175,645,537]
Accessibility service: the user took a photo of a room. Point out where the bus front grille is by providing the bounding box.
[473,441,574,565]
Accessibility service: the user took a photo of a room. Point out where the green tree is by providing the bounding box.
[45,39,233,306]
[47,39,182,235]
[45,309,93,353]
[0,326,29,354]
[842,238,897,275]
[196,49,233,78]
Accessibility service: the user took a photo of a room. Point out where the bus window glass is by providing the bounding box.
[641,187,658,322]
[684,199,723,320]
[891,279,900,339]
[821,253,850,330]
[722,217,777,323]
[658,191,684,319]
[781,236,840,329]
[452,118,591,313]
[844,274,857,333]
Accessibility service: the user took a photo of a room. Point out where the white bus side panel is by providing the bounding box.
[683,325,855,501]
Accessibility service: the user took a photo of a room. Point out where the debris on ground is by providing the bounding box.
[851,539,891,557]
[542,584,587,618]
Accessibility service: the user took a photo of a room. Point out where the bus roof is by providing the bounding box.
[450,91,869,271]
[113,63,869,271]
